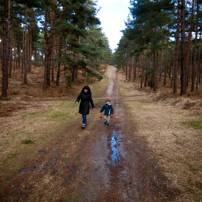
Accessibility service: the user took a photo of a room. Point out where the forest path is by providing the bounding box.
[1,66,174,201]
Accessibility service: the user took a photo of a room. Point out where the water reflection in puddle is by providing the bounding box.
[111,130,120,163]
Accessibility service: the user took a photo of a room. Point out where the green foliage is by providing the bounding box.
[21,139,34,144]
[15,0,45,9]
[85,67,103,81]
[184,120,202,130]
[50,1,112,83]
[29,112,38,116]
[0,0,112,88]
[115,0,174,87]
[144,67,156,77]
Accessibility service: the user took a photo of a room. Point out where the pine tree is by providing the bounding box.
[116,0,174,91]
[173,0,180,94]
[181,0,186,95]
[2,0,8,98]
[191,0,199,91]
[1,0,112,97]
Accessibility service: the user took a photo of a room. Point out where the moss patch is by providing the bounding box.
[183,120,202,130]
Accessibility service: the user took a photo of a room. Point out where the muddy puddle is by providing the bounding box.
[111,130,119,163]
[107,67,124,166]
[86,66,173,201]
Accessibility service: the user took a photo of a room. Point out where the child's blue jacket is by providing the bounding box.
[100,104,113,115]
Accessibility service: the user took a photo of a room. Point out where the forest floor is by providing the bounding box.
[0,66,202,201]
[0,64,106,116]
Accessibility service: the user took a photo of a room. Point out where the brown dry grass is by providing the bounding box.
[0,100,80,184]
[123,70,202,117]
[132,70,202,105]
[0,65,91,100]
[118,71,202,201]
[0,64,106,116]
[129,68,202,98]
[0,65,108,193]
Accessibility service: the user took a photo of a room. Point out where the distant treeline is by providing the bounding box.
[115,0,202,95]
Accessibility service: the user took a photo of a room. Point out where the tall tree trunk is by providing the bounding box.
[49,3,54,81]
[171,61,174,88]
[1,34,3,71]
[140,52,144,88]
[56,42,61,86]
[125,60,128,80]
[28,32,32,72]
[191,0,199,91]
[34,50,37,67]
[188,51,192,84]
[173,0,180,94]
[180,0,186,95]
[17,41,20,68]
[22,27,24,74]
[9,26,13,78]
[7,0,10,80]
[47,30,51,85]
[151,51,157,91]
[43,5,49,90]
[129,57,131,82]
[24,4,27,84]
[50,1,55,82]
[159,46,163,82]
[169,62,171,79]
[14,41,17,71]
[197,31,201,87]
[144,55,149,87]
[133,56,136,82]
[163,38,169,85]
[151,24,158,91]
[2,0,8,98]
[38,51,40,67]
[185,0,194,88]
[27,32,30,72]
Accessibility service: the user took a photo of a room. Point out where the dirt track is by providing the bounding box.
[1,66,176,201]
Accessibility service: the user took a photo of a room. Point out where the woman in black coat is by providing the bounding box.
[76,86,95,127]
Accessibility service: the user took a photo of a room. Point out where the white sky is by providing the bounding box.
[96,0,131,52]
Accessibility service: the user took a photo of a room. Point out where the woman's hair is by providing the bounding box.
[81,85,91,94]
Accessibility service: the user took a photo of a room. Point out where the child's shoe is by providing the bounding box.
[104,121,107,125]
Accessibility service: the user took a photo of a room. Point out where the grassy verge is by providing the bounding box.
[183,120,202,130]
[0,67,109,188]
[0,100,80,184]
[117,73,202,201]
[91,74,108,98]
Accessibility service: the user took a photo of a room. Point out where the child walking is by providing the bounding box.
[100,99,113,125]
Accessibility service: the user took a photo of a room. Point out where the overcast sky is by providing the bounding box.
[96,0,131,52]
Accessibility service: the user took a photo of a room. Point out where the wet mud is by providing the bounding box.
[80,66,175,201]
[0,66,176,202]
